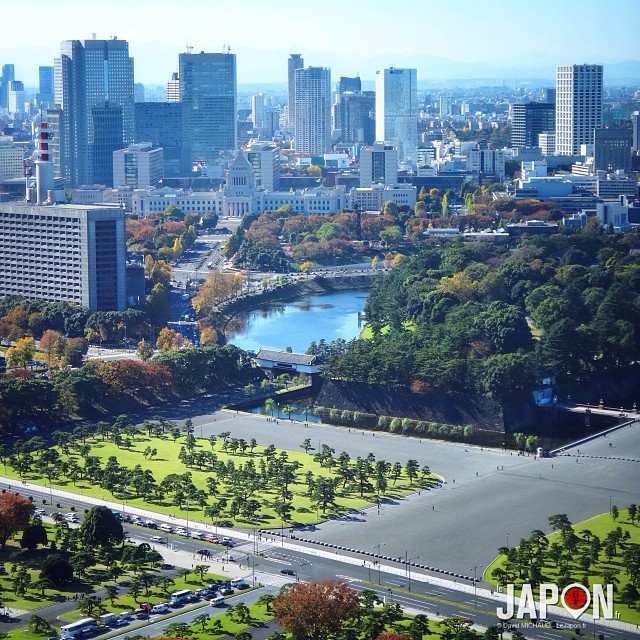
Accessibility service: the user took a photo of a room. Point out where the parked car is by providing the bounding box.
[218,587,234,595]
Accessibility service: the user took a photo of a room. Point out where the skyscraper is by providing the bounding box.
[54,38,134,186]
[294,66,331,155]
[38,66,54,105]
[555,64,603,155]
[511,102,555,149]
[179,51,237,167]
[338,92,375,145]
[0,64,14,109]
[287,54,304,127]
[375,68,418,164]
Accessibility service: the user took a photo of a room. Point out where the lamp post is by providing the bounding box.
[506,532,510,549]
[471,565,483,608]
[609,495,612,515]
[373,544,386,585]
[405,552,419,592]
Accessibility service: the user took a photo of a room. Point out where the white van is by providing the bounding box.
[210,595,225,606]
[159,524,173,532]
[151,603,169,614]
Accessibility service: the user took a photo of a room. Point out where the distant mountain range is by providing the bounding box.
[4,41,640,87]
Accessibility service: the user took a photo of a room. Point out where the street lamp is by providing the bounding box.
[405,552,419,592]
[506,532,510,549]
[372,544,386,585]
[471,565,483,608]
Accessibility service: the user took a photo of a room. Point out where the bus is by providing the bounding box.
[60,617,97,638]
[170,588,193,604]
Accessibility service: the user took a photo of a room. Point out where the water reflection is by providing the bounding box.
[225,290,367,353]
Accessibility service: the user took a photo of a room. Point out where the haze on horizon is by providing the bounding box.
[3,0,639,86]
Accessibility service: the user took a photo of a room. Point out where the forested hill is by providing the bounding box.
[324,231,640,403]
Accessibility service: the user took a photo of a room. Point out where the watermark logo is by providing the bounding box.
[497,583,614,621]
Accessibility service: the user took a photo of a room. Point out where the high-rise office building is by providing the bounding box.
[511,102,555,149]
[287,54,303,127]
[338,91,375,144]
[631,112,639,152]
[7,81,25,115]
[1,64,14,109]
[54,38,135,186]
[555,64,603,155]
[375,68,418,164]
[91,103,123,186]
[179,51,237,166]
[594,128,633,173]
[251,93,266,129]
[0,202,127,311]
[135,102,184,177]
[167,72,180,102]
[294,66,332,155]
[38,66,54,105]
[337,76,361,94]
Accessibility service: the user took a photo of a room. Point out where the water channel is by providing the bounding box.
[224,289,368,353]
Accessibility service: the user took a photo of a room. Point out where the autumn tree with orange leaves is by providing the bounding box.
[272,580,360,640]
[0,492,33,550]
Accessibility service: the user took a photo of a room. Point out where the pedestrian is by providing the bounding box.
[432,505,435,511]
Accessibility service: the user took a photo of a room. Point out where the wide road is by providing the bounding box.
[139,405,640,577]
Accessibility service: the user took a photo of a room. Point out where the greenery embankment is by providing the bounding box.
[322,231,640,411]
[3,417,439,528]
[485,509,640,624]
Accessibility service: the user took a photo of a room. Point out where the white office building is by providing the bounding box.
[246,143,280,191]
[359,143,398,187]
[556,64,603,154]
[350,183,416,211]
[375,68,418,164]
[113,143,163,188]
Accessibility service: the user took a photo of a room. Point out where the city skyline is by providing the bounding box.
[1,0,639,87]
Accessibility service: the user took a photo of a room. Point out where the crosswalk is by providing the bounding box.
[255,571,297,589]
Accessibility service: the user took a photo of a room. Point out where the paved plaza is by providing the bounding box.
[141,403,640,576]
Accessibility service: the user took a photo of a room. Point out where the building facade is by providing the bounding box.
[179,51,237,166]
[359,143,398,186]
[246,143,280,191]
[134,102,184,177]
[287,54,304,127]
[555,64,603,155]
[337,91,375,145]
[511,102,555,149]
[54,38,135,187]
[593,128,633,173]
[38,66,55,105]
[0,137,23,181]
[294,67,332,155]
[0,202,126,311]
[375,68,418,164]
[113,143,163,188]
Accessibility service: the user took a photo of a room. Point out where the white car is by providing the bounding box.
[191,532,205,539]
[150,535,165,543]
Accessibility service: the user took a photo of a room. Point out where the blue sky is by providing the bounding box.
[3,0,639,85]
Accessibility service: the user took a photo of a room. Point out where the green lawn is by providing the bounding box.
[485,509,640,624]
[5,431,435,529]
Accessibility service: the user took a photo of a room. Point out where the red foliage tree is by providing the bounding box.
[0,492,34,550]
[272,580,360,640]
[376,633,412,640]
